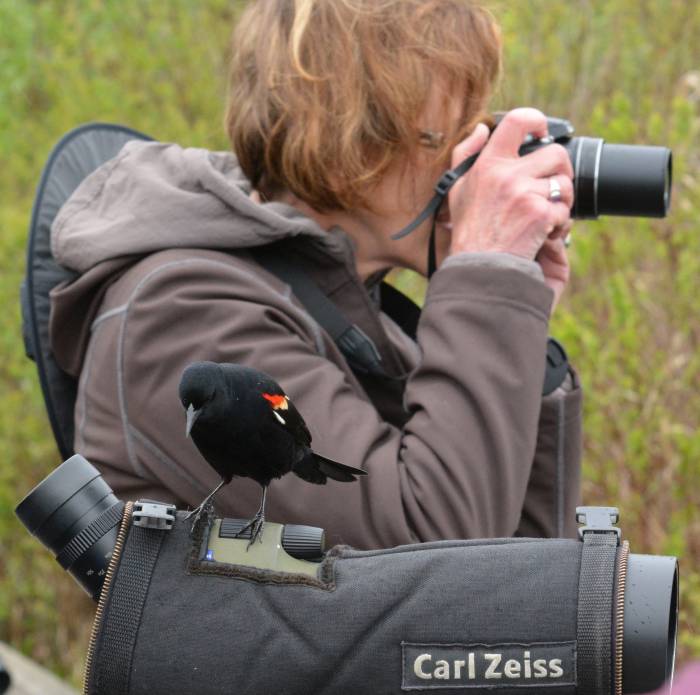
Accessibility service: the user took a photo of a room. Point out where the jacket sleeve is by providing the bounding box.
[114,253,579,549]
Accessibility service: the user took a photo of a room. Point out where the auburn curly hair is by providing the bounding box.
[225,0,501,212]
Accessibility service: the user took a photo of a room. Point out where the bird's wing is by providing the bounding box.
[270,396,312,446]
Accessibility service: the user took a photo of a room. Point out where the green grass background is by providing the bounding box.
[0,0,698,686]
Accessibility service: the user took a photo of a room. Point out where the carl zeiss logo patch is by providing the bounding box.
[401,641,576,690]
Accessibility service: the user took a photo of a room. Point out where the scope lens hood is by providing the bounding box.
[623,553,679,693]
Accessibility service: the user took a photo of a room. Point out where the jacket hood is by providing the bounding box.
[51,139,349,272]
[49,139,357,377]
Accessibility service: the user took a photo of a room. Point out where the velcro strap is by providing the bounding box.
[89,521,168,694]
[576,532,618,694]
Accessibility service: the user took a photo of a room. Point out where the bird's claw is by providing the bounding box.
[185,500,214,536]
[235,513,265,549]
[246,518,265,549]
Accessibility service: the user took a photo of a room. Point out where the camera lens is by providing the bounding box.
[567,137,672,219]
[15,455,124,601]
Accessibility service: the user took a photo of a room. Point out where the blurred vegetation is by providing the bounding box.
[0,0,697,687]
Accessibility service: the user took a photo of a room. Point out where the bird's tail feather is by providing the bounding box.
[314,454,367,482]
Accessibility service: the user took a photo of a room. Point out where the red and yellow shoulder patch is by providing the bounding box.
[262,393,289,410]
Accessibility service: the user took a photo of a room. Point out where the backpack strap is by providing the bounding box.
[255,248,569,397]
[253,248,387,377]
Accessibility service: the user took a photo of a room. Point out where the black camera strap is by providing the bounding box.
[390,153,479,243]
[378,281,420,341]
[391,153,480,280]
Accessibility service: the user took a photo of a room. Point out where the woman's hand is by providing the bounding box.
[447,108,574,263]
[536,225,571,312]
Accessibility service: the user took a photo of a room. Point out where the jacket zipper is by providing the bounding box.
[614,540,630,695]
[83,500,134,695]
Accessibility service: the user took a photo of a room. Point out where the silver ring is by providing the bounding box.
[548,176,562,202]
[564,233,572,248]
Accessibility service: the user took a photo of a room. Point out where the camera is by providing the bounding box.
[393,113,672,248]
[17,456,678,694]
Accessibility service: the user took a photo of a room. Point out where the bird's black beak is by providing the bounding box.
[185,403,202,438]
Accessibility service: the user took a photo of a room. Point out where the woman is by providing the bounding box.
[49,0,581,548]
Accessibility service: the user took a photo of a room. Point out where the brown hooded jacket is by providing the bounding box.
[49,140,582,549]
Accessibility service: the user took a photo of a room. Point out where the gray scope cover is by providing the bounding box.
[89,513,586,695]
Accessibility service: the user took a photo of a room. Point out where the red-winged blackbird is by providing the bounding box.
[179,361,367,545]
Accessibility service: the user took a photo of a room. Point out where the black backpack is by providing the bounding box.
[21,123,153,460]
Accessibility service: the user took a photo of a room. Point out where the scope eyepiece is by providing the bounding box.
[15,454,123,600]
